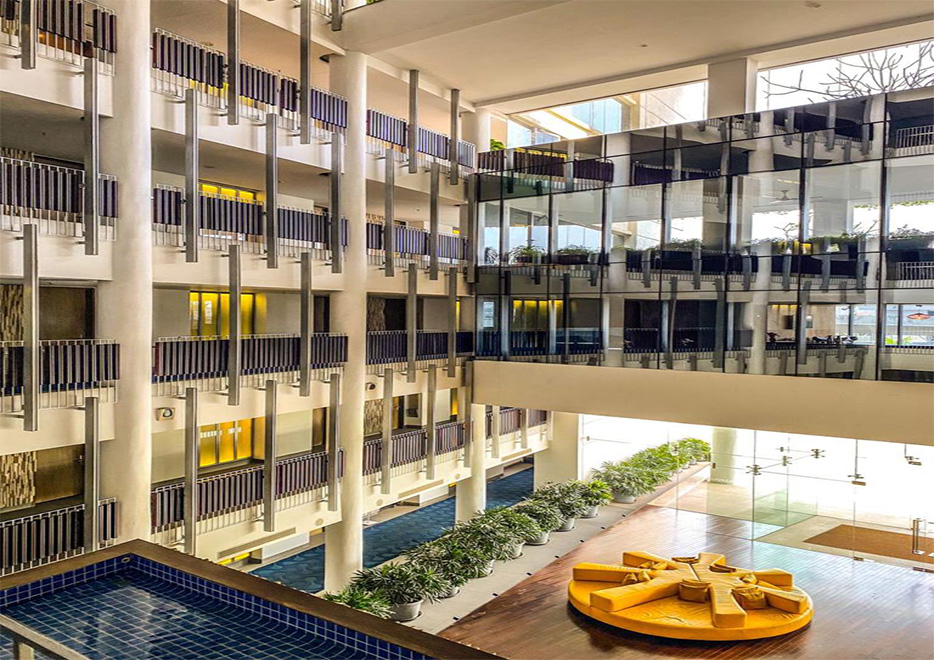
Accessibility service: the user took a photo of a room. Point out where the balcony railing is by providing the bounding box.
[366,330,474,368]
[364,214,468,268]
[151,185,342,260]
[152,333,347,396]
[484,407,548,438]
[475,329,604,358]
[0,339,120,413]
[1,0,117,72]
[362,420,466,476]
[1,156,117,239]
[151,450,331,532]
[1,498,117,576]
[150,29,475,170]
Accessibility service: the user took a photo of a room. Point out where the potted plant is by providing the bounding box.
[593,462,656,504]
[405,537,491,598]
[577,479,612,518]
[348,562,449,622]
[677,438,710,465]
[322,585,392,619]
[554,244,596,265]
[447,517,519,572]
[530,482,590,531]
[485,506,544,558]
[511,500,563,544]
[510,244,546,264]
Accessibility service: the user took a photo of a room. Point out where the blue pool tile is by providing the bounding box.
[253,468,534,594]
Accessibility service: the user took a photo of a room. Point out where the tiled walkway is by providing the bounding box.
[252,469,534,594]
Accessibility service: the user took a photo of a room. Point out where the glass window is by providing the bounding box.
[757,40,934,111]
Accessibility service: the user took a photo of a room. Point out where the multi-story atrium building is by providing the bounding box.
[0,1,932,659]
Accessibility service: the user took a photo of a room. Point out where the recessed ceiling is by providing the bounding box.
[356,0,933,111]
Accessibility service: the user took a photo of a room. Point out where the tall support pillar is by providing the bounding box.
[83,54,100,256]
[265,114,279,268]
[707,58,758,118]
[324,51,367,592]
[462,108,492,169]
[227,244,242,405]
[20,0,36,70]
[380,368,394,495]
[455,403,488,522]
[490,405,501,459]
[98,0,153,542]
[447,267,457,377]
[710,427,739,484]
[407,70,419,174]
[449,88,461,184]
[406,263,418,382]
[22,224,38,432]
[329,131,343,273]
[330,0,343,30]
[534,411,580,488]
[263,381,278,532]
[326,373,342,511]
[426,364,438,479]
[429,161,440,280]
[184,89,199,263]
[299,0,314,144]
[183,388,199,555]
[383,147,396,277]
[83,397,100,552]
[299,252,315,396]
[226,0,240,125]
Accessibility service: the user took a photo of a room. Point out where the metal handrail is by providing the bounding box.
[0,615,91,660]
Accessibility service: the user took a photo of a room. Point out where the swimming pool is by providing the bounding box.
[253,468,534,593]
[0,543,494,660]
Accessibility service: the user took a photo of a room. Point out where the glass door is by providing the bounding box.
[853,440,934,571]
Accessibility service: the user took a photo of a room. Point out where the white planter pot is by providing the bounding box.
[527,530,551,545]
[508,542,524,559]
[388,600,423,622]
[440,586,460,599]
[480,560,495,577]
[689,459,698,466]
[613,492,636,504]
[556,518,576,532]
[581,505,600,518]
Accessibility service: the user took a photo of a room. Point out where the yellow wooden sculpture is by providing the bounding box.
[567,551,813,641]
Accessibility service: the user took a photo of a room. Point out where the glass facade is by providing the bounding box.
[474,88,934,382]
[580,415,934,571]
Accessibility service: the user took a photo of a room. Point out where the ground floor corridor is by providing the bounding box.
[250,467,535,593]
[441,505,934,660]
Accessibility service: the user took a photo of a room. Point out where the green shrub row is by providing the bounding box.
[592,437,710,499]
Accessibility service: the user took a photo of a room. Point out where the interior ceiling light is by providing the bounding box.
[906,312,931,320]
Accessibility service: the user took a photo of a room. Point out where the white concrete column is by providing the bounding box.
[324,50,368,592]
[462,108,492,155]
[97,0,153,542]
[455,403,489,521]
[710,426,739,484]
[534,411,581,488]
[707,58,758,118]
